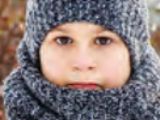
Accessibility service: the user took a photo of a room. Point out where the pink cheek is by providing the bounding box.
[43,59,63,78]
[103,69,114,80]
[52,65,63,75]
[101,61,119,80]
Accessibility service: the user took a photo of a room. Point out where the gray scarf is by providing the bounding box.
[3,0,160,120]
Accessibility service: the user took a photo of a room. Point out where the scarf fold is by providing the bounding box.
[3,40,160,120]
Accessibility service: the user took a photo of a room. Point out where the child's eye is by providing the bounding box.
[55,36,73,45]
[95,37,112,46]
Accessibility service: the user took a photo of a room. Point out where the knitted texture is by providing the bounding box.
[3,0,160,120]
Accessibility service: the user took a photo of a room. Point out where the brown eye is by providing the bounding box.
[95,37,112,45]
[55,36,73,45]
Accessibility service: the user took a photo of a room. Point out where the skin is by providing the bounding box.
[39,22,131,90]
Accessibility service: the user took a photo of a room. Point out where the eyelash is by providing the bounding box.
[54,36,113,46]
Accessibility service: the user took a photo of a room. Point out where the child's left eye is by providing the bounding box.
[95,37,112,46]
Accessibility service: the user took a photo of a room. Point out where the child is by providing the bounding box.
[3,0,160,120]
[40,22,131,90]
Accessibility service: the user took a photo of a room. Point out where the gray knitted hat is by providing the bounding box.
[3,0,160,120]
[20,0,150,71]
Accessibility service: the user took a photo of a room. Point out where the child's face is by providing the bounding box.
[40,22,131,90]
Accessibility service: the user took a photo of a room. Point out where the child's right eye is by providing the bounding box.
[55,36,73,45]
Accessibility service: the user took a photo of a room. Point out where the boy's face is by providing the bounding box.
[40,22,131,90]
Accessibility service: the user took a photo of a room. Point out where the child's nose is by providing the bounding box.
[72,51,96,72]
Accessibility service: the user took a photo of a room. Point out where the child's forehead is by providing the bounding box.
[53,22,106,32]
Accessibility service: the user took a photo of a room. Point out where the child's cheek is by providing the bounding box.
[101,60,119,80]
[99,52,127,87]
[41,54,65,82]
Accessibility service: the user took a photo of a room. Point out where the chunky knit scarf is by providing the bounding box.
[3,0,160,120]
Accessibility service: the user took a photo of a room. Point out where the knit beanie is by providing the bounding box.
[18,0,150,72]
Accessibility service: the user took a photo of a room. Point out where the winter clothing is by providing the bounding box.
[3,0,160,120]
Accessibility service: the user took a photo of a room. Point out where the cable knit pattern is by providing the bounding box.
[3,0,160,120]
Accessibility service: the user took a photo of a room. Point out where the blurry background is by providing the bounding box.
[0,0,160,119]
[0,0,25,119]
